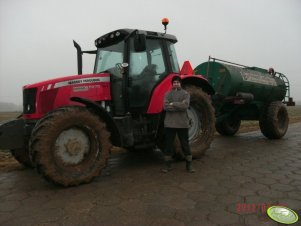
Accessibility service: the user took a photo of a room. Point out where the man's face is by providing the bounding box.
[172,80,181,89]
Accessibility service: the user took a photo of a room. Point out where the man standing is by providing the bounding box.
[162,75,195,173]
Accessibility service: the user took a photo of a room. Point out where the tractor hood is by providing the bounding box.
[22,73,111,119]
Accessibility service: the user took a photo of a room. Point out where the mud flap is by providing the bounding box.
[0,119,25,150]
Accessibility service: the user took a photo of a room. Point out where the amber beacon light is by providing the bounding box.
[161,18,169,33]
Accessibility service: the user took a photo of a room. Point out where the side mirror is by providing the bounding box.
[134,34,146,52]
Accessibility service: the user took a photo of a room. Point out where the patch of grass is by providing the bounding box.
[287,105,301,118]
[0,112,21,122]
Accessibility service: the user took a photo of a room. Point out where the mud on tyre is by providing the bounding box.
[30,106,111,186]
[259,101,289,139]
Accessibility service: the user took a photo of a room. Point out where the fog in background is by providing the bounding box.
[0,0,300,106]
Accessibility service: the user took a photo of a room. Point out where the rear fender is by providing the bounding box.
[182,76,215,95]
[147,74,215,114]
[70,97,122,146]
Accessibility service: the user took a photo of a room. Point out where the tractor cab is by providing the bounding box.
[93,29,180,115]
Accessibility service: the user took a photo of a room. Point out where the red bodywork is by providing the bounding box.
[147,61,208,114]
[23,73,111,119]
[23,61,209,118]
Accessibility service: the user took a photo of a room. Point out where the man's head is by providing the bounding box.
[171,75,182,89]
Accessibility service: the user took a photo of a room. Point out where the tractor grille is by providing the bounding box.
[23,88,37,114]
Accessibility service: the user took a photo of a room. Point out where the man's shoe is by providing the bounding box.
[186,161,195,173]
[161,160,172,173]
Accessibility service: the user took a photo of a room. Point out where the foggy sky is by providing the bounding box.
[0,0,300,105]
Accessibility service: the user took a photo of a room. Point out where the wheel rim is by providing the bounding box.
[55,127,90,165]
[187,106,201,141]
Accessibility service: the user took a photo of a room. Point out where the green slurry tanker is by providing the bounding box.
[195,57,295,139]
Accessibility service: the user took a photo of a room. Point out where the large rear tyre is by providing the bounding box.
[175,86,215,159]
[30,106,111,186]
[259,101,289,139]
[216,117,241,136]
[11,147,34,167]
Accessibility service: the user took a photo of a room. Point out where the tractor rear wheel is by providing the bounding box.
[259,101,289,139]
[216,117,241,136]
[175,86,215,159]
[30,106,111,186]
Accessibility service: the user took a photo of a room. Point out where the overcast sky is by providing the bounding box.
[0,0,300,105]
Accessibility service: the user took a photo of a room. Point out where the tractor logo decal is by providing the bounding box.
[53,76,110,89]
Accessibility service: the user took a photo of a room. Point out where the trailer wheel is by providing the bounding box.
[174,86,215,159]
[259,101,289,139]
[30,106,111,186]
[216,117,241,136]
[11,147,34,167]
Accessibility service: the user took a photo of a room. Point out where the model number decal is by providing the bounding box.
[73,86,89,92]
[72,85,101,92]
[54,77,110,88]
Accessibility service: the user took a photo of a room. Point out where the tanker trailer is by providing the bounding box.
[194,57,295,139]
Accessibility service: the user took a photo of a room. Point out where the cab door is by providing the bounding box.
[127,38,168,110]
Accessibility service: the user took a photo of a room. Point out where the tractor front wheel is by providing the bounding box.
[30,106,111,186]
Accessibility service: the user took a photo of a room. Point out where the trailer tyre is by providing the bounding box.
[259,101,289,139]
[216,117,241,136]
[30,106,111,186]
[175,86,215,159]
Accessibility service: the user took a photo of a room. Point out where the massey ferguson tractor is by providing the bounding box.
[0,21,216,186]
[0,20,294,186]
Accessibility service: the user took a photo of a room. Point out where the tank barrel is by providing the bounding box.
[195,57,293,105]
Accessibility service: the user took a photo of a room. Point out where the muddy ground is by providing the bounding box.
[1,106,301,172]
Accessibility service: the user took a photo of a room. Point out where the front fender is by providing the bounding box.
[70,97,122,146]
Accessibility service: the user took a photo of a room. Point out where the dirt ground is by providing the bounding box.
[1,123,301,225]
[1,107,301,172]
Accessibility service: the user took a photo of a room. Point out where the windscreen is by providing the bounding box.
[94,41,124,73]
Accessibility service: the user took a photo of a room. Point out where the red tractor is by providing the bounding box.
[0,22,215,186]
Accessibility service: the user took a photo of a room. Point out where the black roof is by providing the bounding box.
[95,28,177,48]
